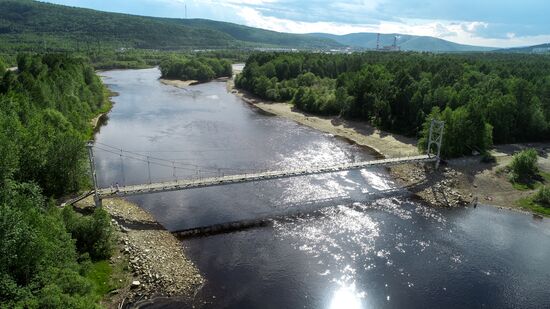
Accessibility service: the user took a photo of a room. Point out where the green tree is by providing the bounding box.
[62,207,113,261]
[254,75,272,98]
[0,183,101,308]
[237,51,550,153]
[0,54,112,307]
[159,56,232,82]
[508,148,539,183]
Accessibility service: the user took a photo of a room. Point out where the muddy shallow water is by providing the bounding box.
[97,68,550,309]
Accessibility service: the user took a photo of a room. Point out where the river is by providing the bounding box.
[96,68,550,309]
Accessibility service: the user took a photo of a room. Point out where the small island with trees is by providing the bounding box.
[159,56,232,84]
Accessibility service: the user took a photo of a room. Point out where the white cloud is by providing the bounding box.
[236,7,380,34]
[43,0,550,48]
[461,21,488,33]
[235,6,548,48]
[331,0,386,13]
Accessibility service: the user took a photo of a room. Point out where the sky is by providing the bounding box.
[42,0,550,48]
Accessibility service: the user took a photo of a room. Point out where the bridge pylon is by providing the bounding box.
[426,119,445,169]
[87,141,102,208]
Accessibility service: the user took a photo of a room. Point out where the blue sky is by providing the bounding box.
[42,0,550,48]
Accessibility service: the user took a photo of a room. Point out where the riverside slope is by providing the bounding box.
[76,197,203,307]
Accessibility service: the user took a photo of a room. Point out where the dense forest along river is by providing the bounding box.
[97,68,550,309]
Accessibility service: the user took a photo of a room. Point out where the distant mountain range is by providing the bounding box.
[1,0,548,54]
[309,33,495,52]
[496,43,550,54]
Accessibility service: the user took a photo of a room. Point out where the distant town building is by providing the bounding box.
[532,47,550,53]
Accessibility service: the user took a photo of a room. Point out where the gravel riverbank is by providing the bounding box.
[76,197,204,308]
[159,78,198,88]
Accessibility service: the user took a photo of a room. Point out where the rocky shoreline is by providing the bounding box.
[388,163,469,208]
[76,197,204,308]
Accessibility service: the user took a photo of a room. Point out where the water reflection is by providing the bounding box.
[98,69,550,309]
[329,284,365,309]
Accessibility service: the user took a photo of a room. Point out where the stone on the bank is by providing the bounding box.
[131,280,141,288]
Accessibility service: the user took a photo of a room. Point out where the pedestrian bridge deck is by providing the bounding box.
[96,154,435,198]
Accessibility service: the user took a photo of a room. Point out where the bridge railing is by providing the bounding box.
[87,121,444,207]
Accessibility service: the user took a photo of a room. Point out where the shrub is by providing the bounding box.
[508,148,539,183]
[62,207,113,261]
[534,186,550,208]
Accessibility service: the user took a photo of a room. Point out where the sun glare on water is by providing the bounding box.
[329,284,365,309]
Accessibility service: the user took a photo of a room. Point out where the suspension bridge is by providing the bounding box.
[86,120,444,208]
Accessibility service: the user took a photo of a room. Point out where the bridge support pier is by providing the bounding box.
[94,196,103,208]
[427,119,445,170]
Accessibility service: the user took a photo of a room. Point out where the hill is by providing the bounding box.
[0,0,502,55]
[309,32,494,52]
[0,0,342,53]
[175,19,342,49]
[496,43,550,54]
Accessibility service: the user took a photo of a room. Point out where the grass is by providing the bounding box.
[517,197,550,216]
[512,182,535,190]
[86,260,115,298]
[511,171,550,191]
[85,245,131,303]
[512,167,550,217]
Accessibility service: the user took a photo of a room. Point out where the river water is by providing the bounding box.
[97,68,550,309]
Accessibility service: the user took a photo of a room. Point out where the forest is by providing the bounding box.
[0,54,114,307]
[0,0,340,57]
[90,49,248,71]
[159,56,233,82]
[236,52,550,157]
